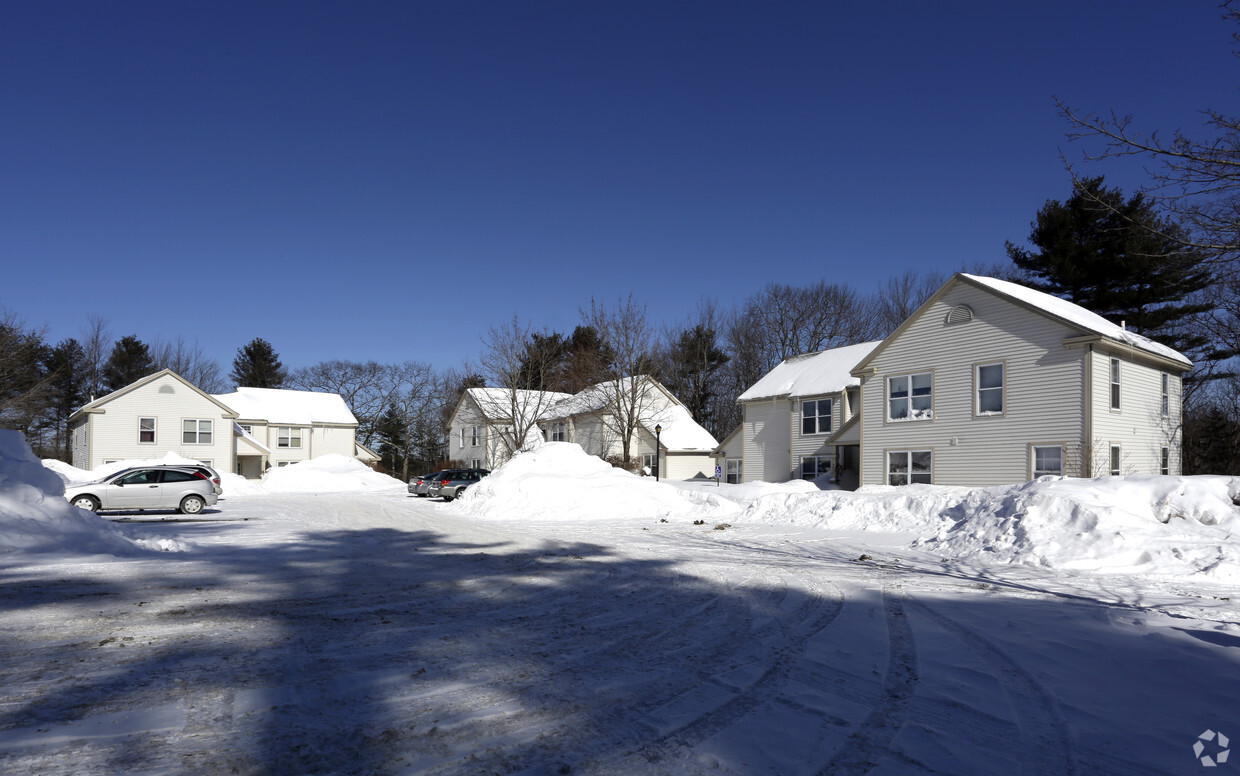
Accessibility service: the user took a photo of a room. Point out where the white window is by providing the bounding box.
[471,426,480,446]
[470,458,482,469]
[459,427,465,447]
[887,450,932,485]
[1032,445,1063,478]
[277,427,302,449]
[138,417,156,444]
[238,424,253,434]
[725,458,742,484]
[643,453,658,475]
[1161,373,1170,417]
[1110,444,1121,476]
[276,461,292,468]
[1161,447,1170,475]
[182,419,213,444]
[976,363,1004,415]
[802,399,832,435]
[800,456,832,480]
[1110,358,1121,410]
[888,373,933,421]
[549,422,566,442]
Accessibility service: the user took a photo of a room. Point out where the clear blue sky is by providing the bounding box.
[2,1,1235,372]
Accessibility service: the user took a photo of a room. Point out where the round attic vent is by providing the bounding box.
[158,385,175,394]
[945,304,974,325]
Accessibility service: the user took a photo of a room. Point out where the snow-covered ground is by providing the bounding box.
[2,434,1239,774]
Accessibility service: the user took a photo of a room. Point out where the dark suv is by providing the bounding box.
[428,468,489,501]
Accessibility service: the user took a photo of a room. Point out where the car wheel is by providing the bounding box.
[180,495,205,515]
[71,495,100,512]
[442,492,455,502]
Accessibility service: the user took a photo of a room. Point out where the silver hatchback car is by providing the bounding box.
[64,466,220,515]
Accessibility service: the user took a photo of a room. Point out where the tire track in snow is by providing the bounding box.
[903,597,1079,776]
[815,584,920,776]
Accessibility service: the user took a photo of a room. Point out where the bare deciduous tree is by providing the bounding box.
[287,360,392,447]
[582,296,663,467]
[152,337,225,393]
[476,316,570,458]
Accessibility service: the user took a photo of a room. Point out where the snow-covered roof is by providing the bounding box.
[465,387,573,423]
[738,341,882,402]
[960,274,1192,367]
[645,403,719,452]
[548,375,657,418]
[213,387,358,426]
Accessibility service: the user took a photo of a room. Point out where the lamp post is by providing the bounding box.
[654,424,662,481]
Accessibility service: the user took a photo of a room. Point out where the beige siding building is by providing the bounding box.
[447,377,718,478]
[69,370,367,478]
[731,274,1190,489]
[851,274,1189,486]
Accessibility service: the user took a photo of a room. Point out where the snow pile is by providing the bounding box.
[0,430,151,555]
[457,442,739,520]
[745,474,1240,580]
[918,475,1240,580]
[257,454,405,493]
[42,451,211,486]
[745,483,972,534]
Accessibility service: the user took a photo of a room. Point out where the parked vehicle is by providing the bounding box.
[155,463,222,495]
[409,472,446,497]
[428,469,489,501]
[64,466,220,515]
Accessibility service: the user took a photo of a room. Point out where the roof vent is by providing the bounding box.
[158,385,175,394]
[945,304,974,325]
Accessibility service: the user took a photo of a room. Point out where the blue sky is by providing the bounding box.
[2,1,1235,372]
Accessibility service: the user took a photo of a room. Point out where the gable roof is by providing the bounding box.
[646,402,719,452]
[739,341,882,402]
[853,273,1193,374]
[462,387,573,424]
[213,387,358,426]
[70,369,237,422]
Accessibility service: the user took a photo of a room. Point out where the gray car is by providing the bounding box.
[428,468,489,502]
[408,472,444,497]
[64,466,220,515]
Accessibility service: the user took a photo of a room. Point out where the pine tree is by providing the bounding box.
[230,338,287,389]
[102,335,155,392]
[44,338,86,460]
[1006,176,1216,359]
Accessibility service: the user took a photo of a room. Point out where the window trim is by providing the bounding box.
[549,422,566,442]
[974,361,1006,417]
[277,426,303,449]
[470,425,481,447]
[1110,444,1122,476]
[138,417,156,444]
[800,455,833,480]
[1109,358,1121,411]
[1030,443,1064,479]
[801,398,833,435]
[886,371,934,423]
[725,458,742,484]
[1161,447,1170,476]
[886,449,933,485]
[182,418,213,445]
[1161,373,1170,417]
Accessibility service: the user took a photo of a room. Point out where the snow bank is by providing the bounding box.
[42,450,212,486]
[0,431,158,555]
[918,475,1240,580]
[745,475,1240,580]
[457,442,739,520]
[257,454,405,493]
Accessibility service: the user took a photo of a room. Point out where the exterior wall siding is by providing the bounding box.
[1087,348,1182,475]
[860,284,1088,487]
[742,398,791,482]
[78,374,234,469]
[790,393,842,479]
